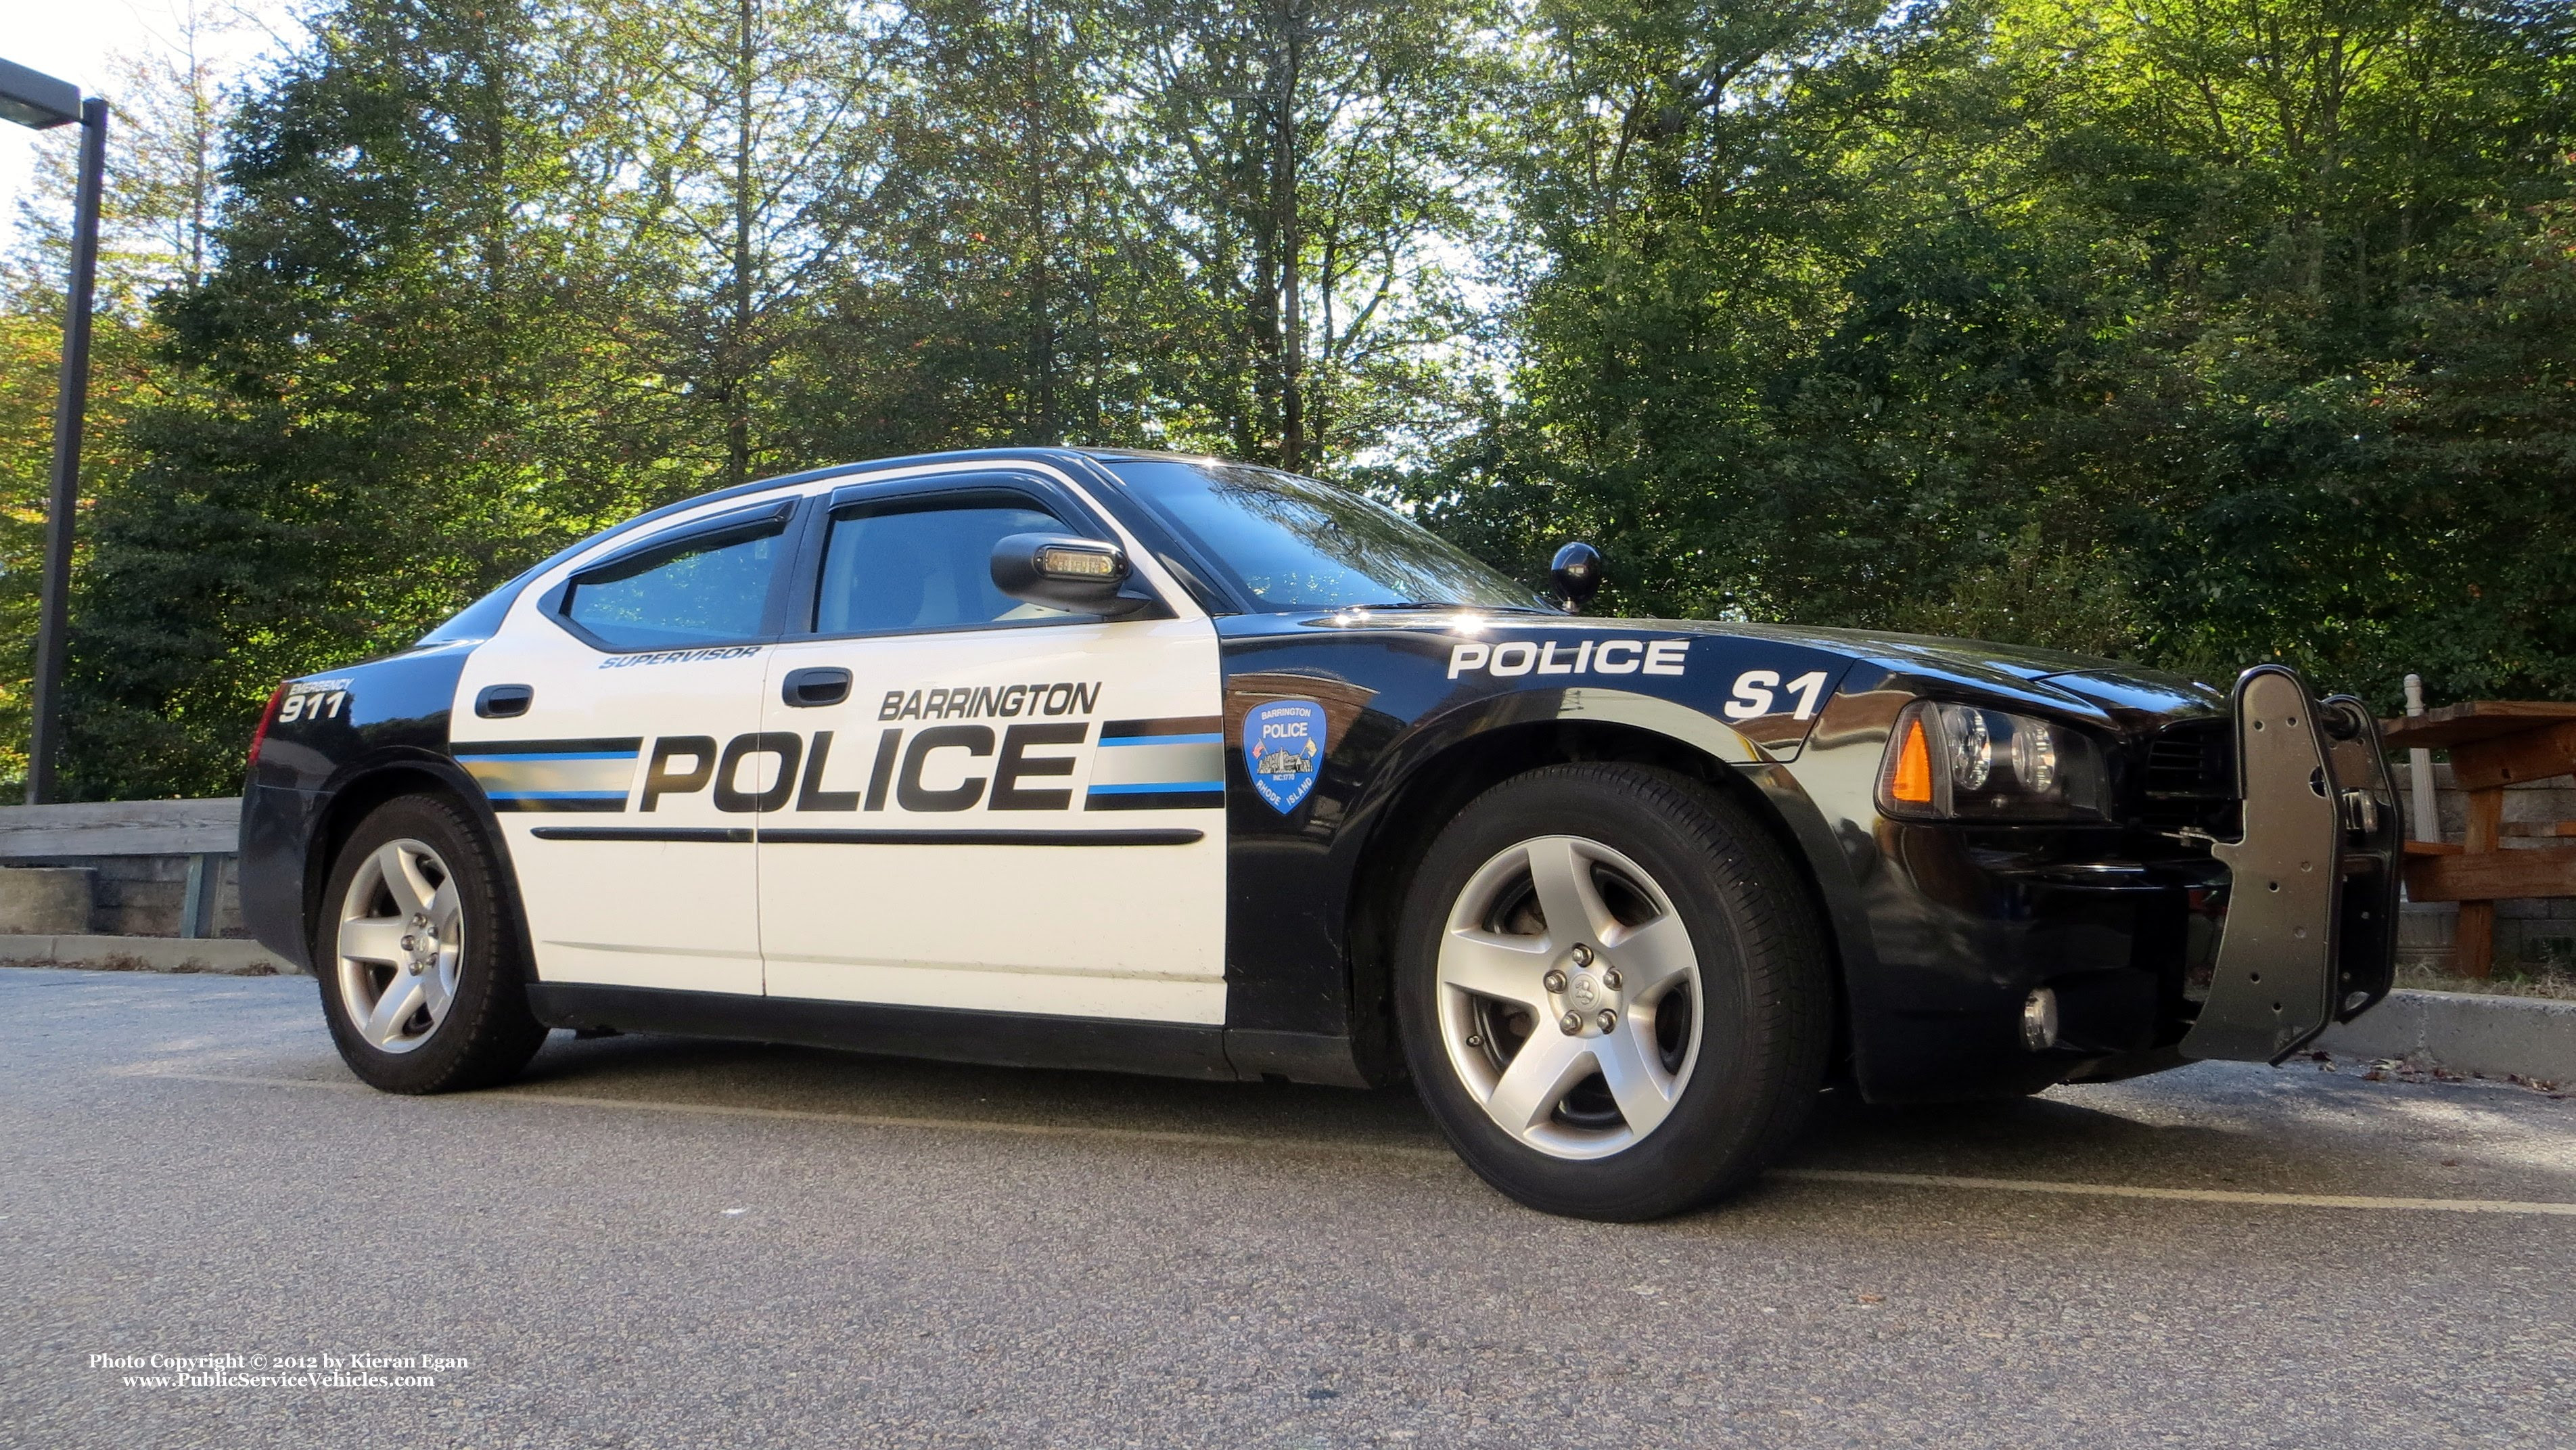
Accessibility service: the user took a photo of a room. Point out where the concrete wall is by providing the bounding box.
[0,799,245,939]
[0,853,248,937]
[2392,762,2576,974]
[0,867,99,934]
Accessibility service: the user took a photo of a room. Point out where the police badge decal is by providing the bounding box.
[1243,699,1326,814]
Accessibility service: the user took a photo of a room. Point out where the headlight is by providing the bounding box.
[1878,700,2108,821]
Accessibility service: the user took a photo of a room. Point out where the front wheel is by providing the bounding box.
[316,794,547,1093]
[1395,764,1831,1220]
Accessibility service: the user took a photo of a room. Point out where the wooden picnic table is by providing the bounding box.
[2379,700,2576,978]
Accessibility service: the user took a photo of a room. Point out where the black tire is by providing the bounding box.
[315,794,547,1093]
[1394,763,1831,1220]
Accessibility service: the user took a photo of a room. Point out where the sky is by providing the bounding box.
[0,0,296,239]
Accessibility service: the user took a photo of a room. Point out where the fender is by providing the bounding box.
[1216,610,1868,1085]
[240,639,524,971]
[1341,683,1883,1073]
[260,744,538,976]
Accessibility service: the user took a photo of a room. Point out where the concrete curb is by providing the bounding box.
[2317,989,2576,1087]
[0,933,294,976]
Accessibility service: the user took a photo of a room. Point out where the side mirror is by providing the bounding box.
[990,533,1151,618]
[1550,542,1603,614]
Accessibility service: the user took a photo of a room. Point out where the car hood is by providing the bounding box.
[1285,608,2230,732]
[1617,619,2228,731]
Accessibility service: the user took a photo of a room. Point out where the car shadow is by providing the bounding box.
[513,1027,2576,1208]
[1778,1064,2576,1204]
[511,1027,1450,1154]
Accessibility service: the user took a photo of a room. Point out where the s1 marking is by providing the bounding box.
[1724,669,1831,721]
[1444,639,1833,723]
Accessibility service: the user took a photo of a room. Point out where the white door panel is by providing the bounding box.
[756,616,1226,1022]
[453,637,770,993]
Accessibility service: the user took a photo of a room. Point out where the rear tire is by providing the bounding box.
[315,794,547,1093]
[1394,764,1830,1220]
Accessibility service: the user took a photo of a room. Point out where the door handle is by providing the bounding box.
[476,683,534,719]
[782,667,852,708]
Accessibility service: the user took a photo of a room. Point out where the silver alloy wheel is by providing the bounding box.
[1435,835,1703,1160]
[335,838,464,1054]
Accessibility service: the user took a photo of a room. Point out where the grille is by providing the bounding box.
[2134,717,2238,835]
[2144,719,2233,799]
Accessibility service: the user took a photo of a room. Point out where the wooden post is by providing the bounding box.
[2389,702,2576,982]
[2457,788,2504,979]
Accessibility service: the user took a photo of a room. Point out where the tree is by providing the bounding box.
[1107,0,1504,470]
[770,0,1167,457]
[21,0,2576,798]
[1429,0,2576,705]
[0,10,244,794]
[68,0,657,796]
[598,0,889,486]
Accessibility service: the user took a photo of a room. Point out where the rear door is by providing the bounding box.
[452,495,802,995]
[754,469,1228,1024]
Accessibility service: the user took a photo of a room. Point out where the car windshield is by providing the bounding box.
[1106,458,1544,613]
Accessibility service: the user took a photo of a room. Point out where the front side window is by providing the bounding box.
[563,526,783,650]
[1106,458,1543,612]
[816,495,1085,635]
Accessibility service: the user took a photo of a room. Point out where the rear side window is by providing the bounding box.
[564,527,784,650]
[815,496,1079,635]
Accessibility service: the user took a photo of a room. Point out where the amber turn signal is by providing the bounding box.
[1889,716,1934,805]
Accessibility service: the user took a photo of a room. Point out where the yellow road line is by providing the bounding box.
[1768,1167,2576,1217]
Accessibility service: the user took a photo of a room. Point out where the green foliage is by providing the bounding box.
[1438,0,2576,711]
[5,0,2574,798]
[68,0,683,796]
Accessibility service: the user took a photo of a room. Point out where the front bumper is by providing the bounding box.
[2178,666,2401,1063]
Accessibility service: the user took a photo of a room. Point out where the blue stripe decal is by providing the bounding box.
[1098,733,1221,748]
[1084,781,1226,795]
[487,790,630,800]
[466,751,639,763]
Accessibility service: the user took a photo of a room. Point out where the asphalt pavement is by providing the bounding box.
[3,966,2571,1449]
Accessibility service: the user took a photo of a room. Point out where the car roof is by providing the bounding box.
[645,446,1245,524]
[419,447,1289,650]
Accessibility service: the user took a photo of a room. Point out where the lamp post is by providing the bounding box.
[0,58,107,805]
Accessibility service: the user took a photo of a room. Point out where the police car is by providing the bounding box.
[240,448,2401,1220]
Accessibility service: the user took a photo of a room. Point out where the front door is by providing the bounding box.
[753,476,1227,1024]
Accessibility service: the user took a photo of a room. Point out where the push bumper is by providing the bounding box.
[2180,665,2402,1063]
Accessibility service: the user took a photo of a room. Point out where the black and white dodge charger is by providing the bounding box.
[240,448,2402,1219]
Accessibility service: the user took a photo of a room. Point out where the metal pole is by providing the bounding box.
[2404,673,2439,843]
[181,852,214,939]
[27,97,107,805]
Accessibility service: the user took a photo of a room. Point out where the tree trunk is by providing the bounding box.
[1026,0,1055,445]
[1274,0,1304,472]
[729,0,758,488]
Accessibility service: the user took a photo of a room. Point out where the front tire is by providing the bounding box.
[316,794,547,1093]
[1395,764,1830,1220]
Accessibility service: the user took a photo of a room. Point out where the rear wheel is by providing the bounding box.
[1395,764,1830,1219]
[316,794,547,1093]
